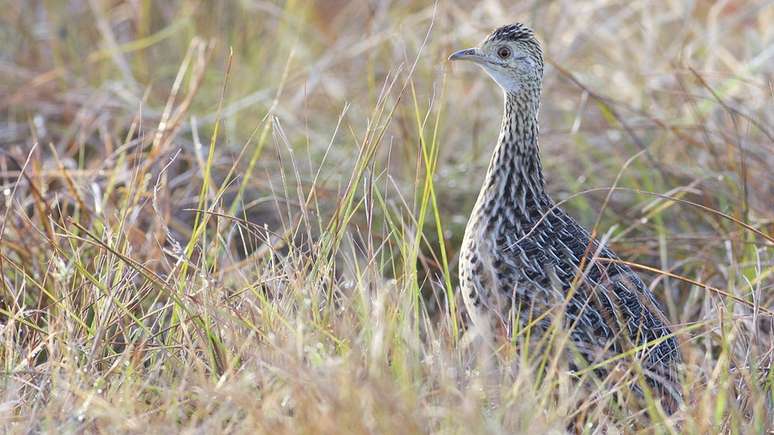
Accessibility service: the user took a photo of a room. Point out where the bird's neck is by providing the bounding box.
[477,90,548,220]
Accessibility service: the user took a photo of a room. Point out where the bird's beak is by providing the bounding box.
[448,47,485,63]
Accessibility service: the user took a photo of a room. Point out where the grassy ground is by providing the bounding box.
[1,0,773,433]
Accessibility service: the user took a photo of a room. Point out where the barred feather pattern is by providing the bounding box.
[458,25,682,412]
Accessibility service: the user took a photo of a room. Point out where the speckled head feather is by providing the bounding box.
[446,22,546,94]
[484,23,535,43]
[484,23,544,78]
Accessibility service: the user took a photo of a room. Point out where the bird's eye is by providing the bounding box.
[497,46,511,59]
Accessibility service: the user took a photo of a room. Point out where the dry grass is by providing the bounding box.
[1,0,773,433]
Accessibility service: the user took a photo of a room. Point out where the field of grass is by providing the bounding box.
[1,0,773,433]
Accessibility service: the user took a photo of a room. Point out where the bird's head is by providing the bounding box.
[449,23,544,95]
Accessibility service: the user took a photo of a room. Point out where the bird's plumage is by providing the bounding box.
[453,23,682,412]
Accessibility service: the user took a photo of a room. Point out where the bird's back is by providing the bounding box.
[459,189,682,410]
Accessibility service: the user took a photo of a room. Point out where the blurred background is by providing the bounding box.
[1,0,773,431]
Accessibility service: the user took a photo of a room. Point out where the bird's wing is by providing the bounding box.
[498,205,682,404]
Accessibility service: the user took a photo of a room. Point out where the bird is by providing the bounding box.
[449,23,682,413]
